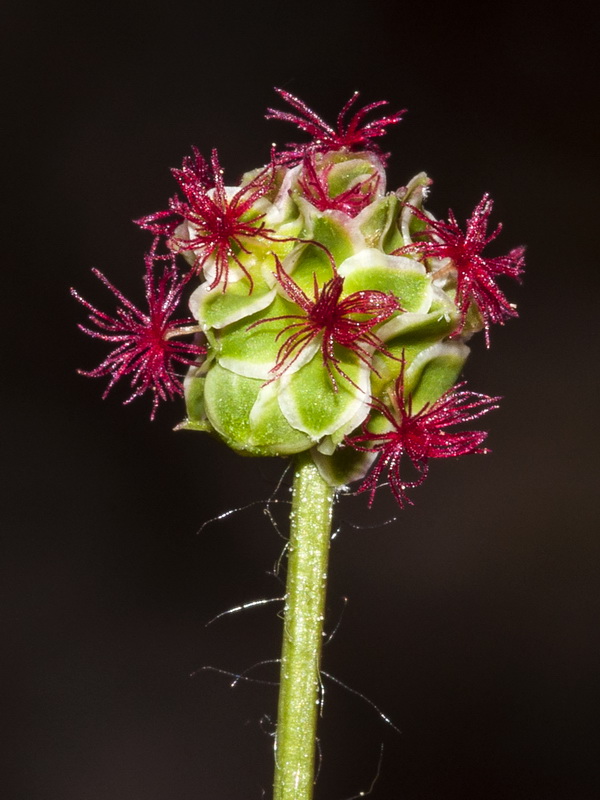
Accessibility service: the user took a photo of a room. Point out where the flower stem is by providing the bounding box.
[273,451,335,800]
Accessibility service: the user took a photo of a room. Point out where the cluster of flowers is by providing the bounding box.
[73,90,524,506]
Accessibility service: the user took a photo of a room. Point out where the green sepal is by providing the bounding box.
[339,249,432,313]
[176,418,212,433]
[311,445,376,488]
[215,293,305,380]
[178,373,212,433]
[398,172,432,244]
[203,363,259,450]
[358,194,403,252]
[278,347,370,441]
[404,341,470,412]
[192,272,276,330]
[370,291,459,396]
[375,287,457,343]
[355,194,404,248]
[381,201,405,254]
[201,363,312,456]
[247,381,314,454]
[309,212,356,265]
[326,154,380,196]
[282,240,337,295]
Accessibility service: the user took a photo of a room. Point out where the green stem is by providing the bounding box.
[273,452,335,800]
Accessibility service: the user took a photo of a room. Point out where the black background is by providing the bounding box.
[4,2,600,798]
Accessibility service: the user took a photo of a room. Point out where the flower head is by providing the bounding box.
[74,91,521,483]
[136,148,278,292]
[298,153,381,217]
[398,194,525,345]
[71,243,205,418]
[266,89,405,165]
[346,360,499,506]
[251,255,401,387]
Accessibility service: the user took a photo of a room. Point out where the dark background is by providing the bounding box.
[4,1,600,798]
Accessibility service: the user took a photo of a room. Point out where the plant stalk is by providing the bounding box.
[273,452,335,800]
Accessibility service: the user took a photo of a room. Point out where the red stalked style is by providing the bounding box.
[266,88,405,165]
[297,153,381,217]
[346,360,499,507]
[71,242,205,418]
[398,194,525,345]
[250,256,401,388]
[136,149,277,292]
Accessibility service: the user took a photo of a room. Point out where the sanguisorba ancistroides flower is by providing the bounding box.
[73,89,524,505]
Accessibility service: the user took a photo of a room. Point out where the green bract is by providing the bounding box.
[180,151,474,485]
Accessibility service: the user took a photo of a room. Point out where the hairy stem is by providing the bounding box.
[273,452,335,800]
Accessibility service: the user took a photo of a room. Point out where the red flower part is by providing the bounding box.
[136,149,279,292]
[398,194,525,345]
[172,145,215,200]
[250,256,401,389]
[346,361,499,507]
[136,147,215,238]
[297,153,381,217]
[71,242,205,419]
[266,89,405,165]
